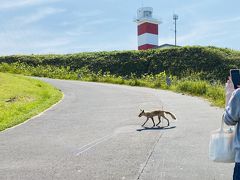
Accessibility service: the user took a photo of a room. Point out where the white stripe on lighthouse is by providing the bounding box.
[138,33,158,47]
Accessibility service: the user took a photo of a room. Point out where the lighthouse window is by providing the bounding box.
[143,11,152,17]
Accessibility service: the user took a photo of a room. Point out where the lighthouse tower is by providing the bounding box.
[134,7,161,50]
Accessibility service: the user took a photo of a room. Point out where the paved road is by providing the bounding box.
[0,78,234,180]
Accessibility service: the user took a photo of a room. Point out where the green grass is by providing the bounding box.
[172,80,225,107]
[0,72,63,131]
[0,62,226,108]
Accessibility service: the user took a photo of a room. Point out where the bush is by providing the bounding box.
[1,46,240,82]
[176,80,208,95]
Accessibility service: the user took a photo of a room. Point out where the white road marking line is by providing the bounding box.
[76,134,114,156]
[76,135,110,151]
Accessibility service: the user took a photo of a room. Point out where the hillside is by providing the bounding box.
[0,46,240,82]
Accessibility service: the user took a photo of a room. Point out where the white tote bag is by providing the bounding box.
[209,116,235,163]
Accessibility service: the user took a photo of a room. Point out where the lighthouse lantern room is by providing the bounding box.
[134,7,161,50]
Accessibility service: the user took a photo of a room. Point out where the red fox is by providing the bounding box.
[138,109,176,127]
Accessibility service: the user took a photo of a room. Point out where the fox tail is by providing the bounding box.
[164,111,176,120]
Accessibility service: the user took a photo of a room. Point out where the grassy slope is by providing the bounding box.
[0,72,63,131]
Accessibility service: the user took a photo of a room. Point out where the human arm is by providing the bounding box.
[225,77,235,107]
[224,89,240,126]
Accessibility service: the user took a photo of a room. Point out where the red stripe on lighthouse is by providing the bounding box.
[138,44,157,50]
[138,22,158,36]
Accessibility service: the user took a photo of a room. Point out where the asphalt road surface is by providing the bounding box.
[0,78,234,180]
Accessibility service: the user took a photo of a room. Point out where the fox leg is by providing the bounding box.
[142,117,149,127]
[162,115,170,126]
[156,115,161,126]
[151,117,155,127]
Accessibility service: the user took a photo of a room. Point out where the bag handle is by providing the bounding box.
[221,114,235,133]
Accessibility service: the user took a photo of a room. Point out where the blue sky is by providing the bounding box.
[0,0,240,55]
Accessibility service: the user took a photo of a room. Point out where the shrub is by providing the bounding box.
[1,46,240,82]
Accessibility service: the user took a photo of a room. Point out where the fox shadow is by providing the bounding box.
[136,125,176,132]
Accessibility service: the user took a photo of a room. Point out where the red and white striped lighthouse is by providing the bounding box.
[134,7,161,50]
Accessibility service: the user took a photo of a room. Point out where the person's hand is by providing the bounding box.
[225,76,235,106]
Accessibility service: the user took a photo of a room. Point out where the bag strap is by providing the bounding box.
[220,114,225,132]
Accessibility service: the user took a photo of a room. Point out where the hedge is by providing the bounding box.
[1,46,240,81]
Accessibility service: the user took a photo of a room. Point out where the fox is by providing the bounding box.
[138,109,176,127]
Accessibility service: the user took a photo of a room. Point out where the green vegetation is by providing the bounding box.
[0,62,225,107]
[0,72,63,131]
[1,46,240,82]
[0,46,238,108]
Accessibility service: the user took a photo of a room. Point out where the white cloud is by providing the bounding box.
[165,16,240,46]
[14,7,66,25]
[0,29,73,55]
[74,10,104,18]
[0,0,61,10]
[59,10,105,28]
[65,30,92,37]
[198,16,240,26]
[86,18,116,26]
[0,25,136,55]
